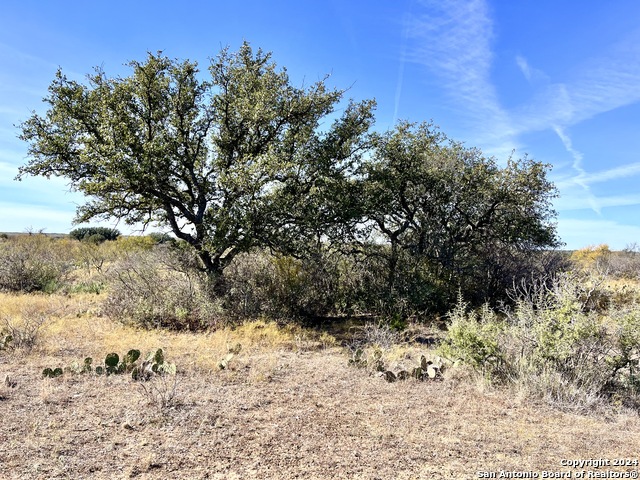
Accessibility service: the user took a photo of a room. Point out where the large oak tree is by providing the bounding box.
[17,43,375,280]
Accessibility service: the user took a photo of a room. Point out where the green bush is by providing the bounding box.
[439,274,640,411]
[439,299,507,378]
[69,227,120,242]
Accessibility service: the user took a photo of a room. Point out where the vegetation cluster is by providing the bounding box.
[3,43,640,413]
[15,42,561,319]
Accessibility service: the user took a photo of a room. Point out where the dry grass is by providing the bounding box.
[1,292,639,479]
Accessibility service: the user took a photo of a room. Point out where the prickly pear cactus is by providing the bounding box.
[124,349,141,364]
[40,348,174,380]
[349,348,366,368]
[82,357,93,373]
[42,367,63,378]
[421,355,429,371]
[104,353,120,374]
[376,354,447,383]
[152,349,164,365]
[384,370,397,383]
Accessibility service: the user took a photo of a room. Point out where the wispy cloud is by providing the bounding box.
[552,124,601,213]
[556,162,640,189]
[556,193,640,211]
[405,0,516,150]
[567,31,640,125]
[512,28,640,135]
[513,46,640,215]
[404,1,640,247]
[515,55,548,84]
[405,2,640,158]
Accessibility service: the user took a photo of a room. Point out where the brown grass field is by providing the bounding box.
[1,292,639,479]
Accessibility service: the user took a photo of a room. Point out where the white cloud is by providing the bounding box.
[405,0,515,150]
[405,1,640,160]
[515,55,549,84]
[551,124,602,213]
[511,30,640,136]
[556,193,640,211]
[553,158,640,215]
[404,4,640,250]
[577,162,640,186]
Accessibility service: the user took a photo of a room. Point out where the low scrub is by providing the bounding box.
[223,251,339,320]
[102,246,223,330]
[440,273,640,412]
[0,234,76,293]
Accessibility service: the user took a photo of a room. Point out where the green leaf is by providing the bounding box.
[125,349,141,364]
[104,353,119,368]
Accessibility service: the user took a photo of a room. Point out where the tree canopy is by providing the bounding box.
[18,43,375,277]
[358,122,560,308]
[17,44,560,311]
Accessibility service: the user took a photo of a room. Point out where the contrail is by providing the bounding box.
[553,124,601,214]
[393,9,412,126]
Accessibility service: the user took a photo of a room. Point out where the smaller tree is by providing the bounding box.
[360,121,561,310]
[69,227,121,242]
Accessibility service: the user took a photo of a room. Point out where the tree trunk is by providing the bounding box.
[196,249,227,297]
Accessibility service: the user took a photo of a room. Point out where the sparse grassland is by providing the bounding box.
[1,290,639,479]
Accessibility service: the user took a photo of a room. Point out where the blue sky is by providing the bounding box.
[1,0,639,249]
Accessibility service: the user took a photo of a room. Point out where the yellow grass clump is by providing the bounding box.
[1,291,336,379]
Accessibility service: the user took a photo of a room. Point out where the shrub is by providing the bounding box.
[608,244,640,280]
[0,235,74,292]
[439,274,640,411]
[84,233,106,244]
[147,232,175,245]
[1,305,51,351]
[223,251,339,320]
[350,322,400,351]
[102,246,223,330]
[112,235,156,252]
[439,298,507,378]
[570,244,613,274]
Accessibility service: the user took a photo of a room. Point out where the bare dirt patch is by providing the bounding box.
[2,345,639,479]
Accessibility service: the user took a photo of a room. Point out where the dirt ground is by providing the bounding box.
[2,345,639,480]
